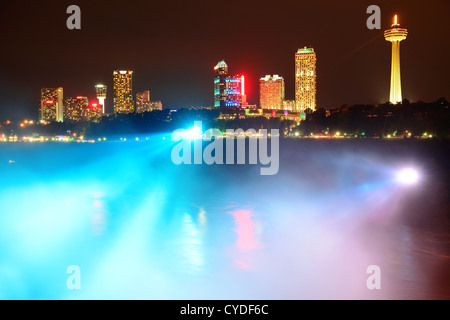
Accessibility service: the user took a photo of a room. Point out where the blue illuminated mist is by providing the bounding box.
[0,139,448,299]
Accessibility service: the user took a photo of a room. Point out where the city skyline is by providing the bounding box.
[0,1,449,120]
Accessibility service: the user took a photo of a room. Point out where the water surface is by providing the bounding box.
[0,139,448,299]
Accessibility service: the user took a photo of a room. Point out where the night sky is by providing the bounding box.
[0,0,449,119]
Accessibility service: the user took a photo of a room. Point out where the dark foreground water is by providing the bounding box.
[0,138,449,299]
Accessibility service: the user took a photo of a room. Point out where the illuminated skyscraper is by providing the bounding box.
[113,70,134,113]
[214,60,242,107]
[259,75,285,110]
[136,90,151,113]
[63,96,85,122]
[150,101,163,110]
[384,14,408,104]
[64,97,102,122]
[85,101,103,121]
[214,60,228,107]
[41,87,63,122]
[295,47,316,112]
[224,75,242,107]
[95,84,107,114]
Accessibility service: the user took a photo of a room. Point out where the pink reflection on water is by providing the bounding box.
[229,209,260,269]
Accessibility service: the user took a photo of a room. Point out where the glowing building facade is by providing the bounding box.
[95,84,107,114]
[63,97,86,122]
[40,87,63,122]
[113,70,134,113]
[384,15,407,104]
[259,75,285,110]
[282,100,295,111]
[295,47,316,112]
[136,90,151,113]
[214,60,243,107]
[85,102,103,121]
[214,60,228,107]
[64,97,102,122]
[241,75,248,107]
[150,101,163,111]
[223,75,242,107]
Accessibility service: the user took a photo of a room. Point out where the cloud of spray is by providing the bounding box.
[0,139,447,299]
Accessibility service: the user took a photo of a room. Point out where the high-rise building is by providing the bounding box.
[214,60,242,107]
[214,60,228,107]
[295,47,316,112]
[150,101,163,111]
[384,15,407,104]
[77,96,89,121]
[41,87,63,122]
[95,84,107,114]
[282,100,295,111]
[64,96,85,122]
[64,97,102,122]
[113,70,134,113]
[136,90,151,113]
[224,75,242,107]
[259,75,285,110]
[85,101,103,121]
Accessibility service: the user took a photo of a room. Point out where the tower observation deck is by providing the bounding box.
[384,15,408,104]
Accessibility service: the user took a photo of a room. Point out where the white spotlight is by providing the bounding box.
[183,126,203,140]
[397,168,419,185]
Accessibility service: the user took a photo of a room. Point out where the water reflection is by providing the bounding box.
[0,141,448,299]
[229,209,261,269]
[92,195,105,236]
[179,212,204,274]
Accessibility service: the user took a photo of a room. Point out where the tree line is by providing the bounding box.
[3,98,448,139]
